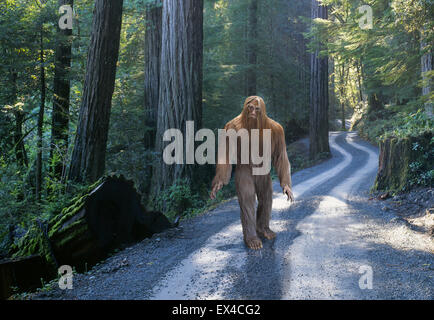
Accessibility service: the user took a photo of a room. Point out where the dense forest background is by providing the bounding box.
[0,0,432,252]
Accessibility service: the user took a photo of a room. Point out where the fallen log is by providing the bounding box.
[5,175,174,297]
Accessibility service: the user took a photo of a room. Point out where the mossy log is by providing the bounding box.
[8,175,173,284]
[374,132,433,191]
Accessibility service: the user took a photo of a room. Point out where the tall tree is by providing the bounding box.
[309,0,330,159]
[143,0,162,149]
[246,0,258,96]
[153,0,203,194]
[9,69,28,168]
[36,25,46,201]
[69,0,124,183]
[51,0,74,179]
[420,30,432,118]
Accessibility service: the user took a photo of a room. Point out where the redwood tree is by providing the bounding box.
[69,0,124,183]
[51,0,74,179]
[36,27,46,201]
[246,0,258,96]
[152,0,203,194]
[309,0,330,159]
[143,0,162,149]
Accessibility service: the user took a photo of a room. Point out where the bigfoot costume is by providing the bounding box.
[210,96,294,250]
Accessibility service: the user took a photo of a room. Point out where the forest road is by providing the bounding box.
[38,131,433,300]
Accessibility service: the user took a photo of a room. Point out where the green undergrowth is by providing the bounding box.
[355,105,433,144]
[150,177,237,222]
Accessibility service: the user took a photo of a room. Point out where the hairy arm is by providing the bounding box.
[210,121,234,199]
[271,122,293,201]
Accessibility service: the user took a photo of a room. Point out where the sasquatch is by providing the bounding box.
[210,96,294,250]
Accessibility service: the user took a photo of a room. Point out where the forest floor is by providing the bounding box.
[20,131,433,300]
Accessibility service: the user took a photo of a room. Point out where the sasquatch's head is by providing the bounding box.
[241,96,267,130]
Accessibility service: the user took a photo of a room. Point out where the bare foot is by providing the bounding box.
[245,237,263,250]
[257,228,276,240]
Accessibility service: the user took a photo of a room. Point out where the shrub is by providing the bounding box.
[153,179,205,221]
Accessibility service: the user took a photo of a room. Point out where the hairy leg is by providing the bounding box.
[255,173,275,240]
[235,165,262,250]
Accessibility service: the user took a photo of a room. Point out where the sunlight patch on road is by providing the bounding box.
[272,133,353,211]
[150,223,247,299]
[282,133,378,299]
[367,222,434,254]
[150,218,289,299]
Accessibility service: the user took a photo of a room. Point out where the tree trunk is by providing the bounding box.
[152,0,203,195]
[420,32,432,118]
[338,63,348,130]
[51,0,74,180]
[9,70,28,168]
[69,0,124,183]
[14,109,28,168]
[374,132,432,191]
[367,93,383,113]
[36,29,46,202]
[309,0,330,159]
[329,58,336,127]
[246,0,258,96]
[243,13,248,97]
[143,0,162,150]
[356,60,363,102]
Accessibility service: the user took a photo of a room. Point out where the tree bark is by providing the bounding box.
[143,0,162,149]
[338,63,348,130]
[246,0,258,96]
[374,132,432,190]
[14,109,28,168]
[69,0,124,183]
[309,0,330,159]
[367,93,383,113]
[9,69,28,168]
[356,60,363,102]
[36,29,46,201]
[51,0,74,180]
[420,31,432,118]
[152,0,203,195]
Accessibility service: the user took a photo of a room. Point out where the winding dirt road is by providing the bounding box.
[35,131,434,300]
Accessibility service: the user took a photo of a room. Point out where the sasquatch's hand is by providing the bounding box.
[210,181,223,200]
[283,185,294,202]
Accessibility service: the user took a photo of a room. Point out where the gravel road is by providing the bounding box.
[33,131,433,300]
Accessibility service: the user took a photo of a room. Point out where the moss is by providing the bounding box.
[48,177,104,237]
[48,199,86,238]
[11,222,57,274]
[9,178,107,270]
[54,224,89,251]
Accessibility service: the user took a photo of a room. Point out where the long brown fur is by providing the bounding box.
[212,96,292,249]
